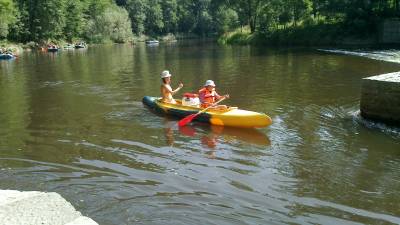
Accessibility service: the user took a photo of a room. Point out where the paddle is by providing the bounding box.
[178,97,226,127]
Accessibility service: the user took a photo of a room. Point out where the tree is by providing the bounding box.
[105,6,133,42]
[64,0,85,41]
[85,0,112,19]
[85,5,132,43]
[229,0,271,33]
[0,0,17,39]
[192,0,213,35]
[289,0,312,26]
[36,0,67,41]
[177,0,196,33]
[160,0,178,33]
[145,0,164,35]
[213,6,239,34]
[125,0,146,35]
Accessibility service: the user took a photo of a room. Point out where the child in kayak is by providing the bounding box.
[160,70,183,104]
[198,80,229,108]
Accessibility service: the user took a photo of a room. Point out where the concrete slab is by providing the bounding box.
[360,72,400,125]
[364,72,400,82]
[0,190,98,225]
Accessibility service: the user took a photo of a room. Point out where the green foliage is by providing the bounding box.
[229,0,272,33]
[176,0,196,33]
[32,0,67,41]
[213,7,239,34]
[106,6,133,43]
[85,5,132,43]
[125,0,146,34]
[3,0,400,44]
[192,0,213,35]
[64,0,85,41]
[225,31,250,45]
[160,0,177,33]
[218,27,251,44]
[86,0,112,19]
[0,0,17,39]
[6,0,124,43]
[145,0,164,35]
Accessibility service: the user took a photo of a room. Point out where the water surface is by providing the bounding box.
[1,42,400,224]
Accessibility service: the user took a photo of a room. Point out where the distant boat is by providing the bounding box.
[47,46,59,52]
[63,44,74,49]
[0,53,16,60]
[74,42,87,49]
[146,40,159,45]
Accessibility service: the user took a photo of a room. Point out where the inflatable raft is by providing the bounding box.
[0,54,15,60]
[142,96,272,128]
[47,47,59,52]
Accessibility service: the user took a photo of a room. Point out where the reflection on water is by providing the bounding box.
[162,118,271,150]
[1,42,400,225]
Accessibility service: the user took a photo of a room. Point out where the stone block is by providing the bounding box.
[360,72,400,125]
[0,190,98,225]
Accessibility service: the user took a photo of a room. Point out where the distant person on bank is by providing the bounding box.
[199,80,229,109]
[160,70,183,104]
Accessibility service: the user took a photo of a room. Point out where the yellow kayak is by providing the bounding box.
[142,96,272,128]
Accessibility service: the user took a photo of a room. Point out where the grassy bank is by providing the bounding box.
[218,23,377,47]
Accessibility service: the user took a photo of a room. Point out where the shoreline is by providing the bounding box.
[216,24,398,48]
[2,36,400,57]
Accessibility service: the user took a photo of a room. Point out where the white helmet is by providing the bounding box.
[161,70,171,78]
[204,80,216,87]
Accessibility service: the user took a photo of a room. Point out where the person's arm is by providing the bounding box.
[214,91,221,99]
[215,91,229,100]
[163,83,183,95]
[172,83,183,94]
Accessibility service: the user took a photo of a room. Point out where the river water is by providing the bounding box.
[1,42,399,225]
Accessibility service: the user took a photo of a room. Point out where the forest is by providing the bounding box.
[1,0,400,45]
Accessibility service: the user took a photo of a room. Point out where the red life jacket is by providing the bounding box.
[198,87,216,107]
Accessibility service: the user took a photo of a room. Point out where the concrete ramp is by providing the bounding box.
[0,190,98,225]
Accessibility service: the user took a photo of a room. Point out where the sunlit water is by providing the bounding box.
[1,42,400,225]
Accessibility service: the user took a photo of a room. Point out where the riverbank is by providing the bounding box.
[0,41,25,55]
[218,24,378,47]
[0,40,78,55]
[0,33,214,55]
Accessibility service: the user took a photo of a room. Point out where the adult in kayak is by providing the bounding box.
[199,80,229,108]
[160,70,183,104]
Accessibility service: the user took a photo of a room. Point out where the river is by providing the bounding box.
[1,41,399,224]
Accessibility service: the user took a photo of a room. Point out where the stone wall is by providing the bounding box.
[360,72,400,125]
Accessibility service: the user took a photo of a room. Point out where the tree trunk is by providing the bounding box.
[250,18,256,33]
